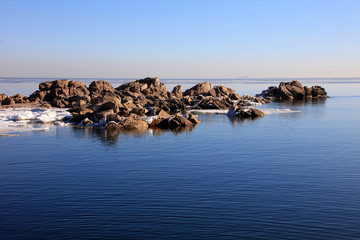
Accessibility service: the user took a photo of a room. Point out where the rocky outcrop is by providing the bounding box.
[15,77,278,130]
[1,93,29,105]
[257,80,328,101]
[29,79,90,107]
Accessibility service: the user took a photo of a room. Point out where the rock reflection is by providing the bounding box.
[280,98,327,106]
[69,124,197,145]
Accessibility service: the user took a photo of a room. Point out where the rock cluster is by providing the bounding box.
[1,77,328,131]
[257,80,328,101]
[1,93,29,106]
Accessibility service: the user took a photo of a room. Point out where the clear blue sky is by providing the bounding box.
[1,0,359,78]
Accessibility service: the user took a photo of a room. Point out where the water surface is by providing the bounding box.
[0,79,360,239]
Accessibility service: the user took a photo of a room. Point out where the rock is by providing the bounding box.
[168,113,193,128]
[105,121,121,131]
[311,86,327,98]
[227,105,265,119]
[93,91,122,113]
[186,113,201,124]
[172,85,183,98]
[149,117,169,128]
[116,117,149,131]
[51,79,69,89]
[1,97,15,105]
[257,81,328,101]
[68,81,90,97]
[11,93,25,103]
[70,114,87,123]
[39,81,53,91]
[131,106,148,116]
[95,109,114,121]
[208,85,237,98]
[80,118,94,126]
[278,80,305,100]
[116,77,169,99]
[0,94,9,102]
[184,82,211,96]
[196,97,233,109]
[88,80,115,99]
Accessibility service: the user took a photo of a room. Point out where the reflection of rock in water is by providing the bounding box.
[280,98,327,106]
[227,116,261,127]
[70,123,197,145]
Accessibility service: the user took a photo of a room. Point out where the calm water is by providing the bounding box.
[1,79,360,239]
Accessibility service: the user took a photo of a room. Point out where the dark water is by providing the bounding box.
[1,81,360,239]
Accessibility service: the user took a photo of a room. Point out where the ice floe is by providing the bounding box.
[0,108,71,135]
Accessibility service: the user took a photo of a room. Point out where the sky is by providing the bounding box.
[0,0,359,78]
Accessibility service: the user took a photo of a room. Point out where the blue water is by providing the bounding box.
[1,80,360,239]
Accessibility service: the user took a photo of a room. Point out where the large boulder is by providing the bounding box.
[208,85,237,98]
[278,80,305,100]
[184,82,211,96]
[116,77,169,99]
[310,85,327,98]
[168,113,194,128]
[88,80,115,99]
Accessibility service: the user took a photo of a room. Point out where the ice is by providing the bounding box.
[190,109,229,114]
[260,108,301,114]
[0,108,71,135]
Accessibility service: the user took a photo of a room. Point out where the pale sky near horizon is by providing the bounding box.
[0,0,359,78]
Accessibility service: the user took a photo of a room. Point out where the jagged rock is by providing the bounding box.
[311,86,327,98]
[93,91,122,113]
[208,85,236,98]
[1,97,15,105]
[131,106,148,116]
[168,113,194,128]
[51,79,69,89]
[184,82,211,96]
[116,77,168,99]
[185,113,202,124]
[11,94,26,103]
[68,81,90,98]
[88,80,115,99]
[278,81,305,100]
[39,81,53,91]
[196,97,233,109]
[0,94,8,102]
[172,85,183,98]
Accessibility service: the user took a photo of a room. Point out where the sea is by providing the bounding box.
[1,77,360,239]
